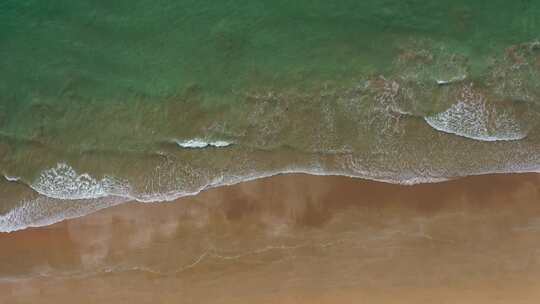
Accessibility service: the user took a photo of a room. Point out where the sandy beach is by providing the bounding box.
[1,173,540,303]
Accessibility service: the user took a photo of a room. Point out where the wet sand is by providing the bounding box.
[1,173,540,303]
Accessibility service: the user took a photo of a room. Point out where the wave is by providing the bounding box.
[0,166,447,233]
[174,138,233,149]
[3,175,20,182]
[30,163,131,200]
[2,157,540,233]
[423,85,527,141]
[0,195,128,233]
[435,74,466,85]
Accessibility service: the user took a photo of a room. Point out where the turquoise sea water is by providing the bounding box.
[1,1,540,231]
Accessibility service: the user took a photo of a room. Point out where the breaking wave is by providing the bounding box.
[424,85,528,141]
[0,195,128,233]
[3,175,20,182]
[0,165,446,233]
[30,163,131,200]
[2,154,539,233]
[174,139,233,149]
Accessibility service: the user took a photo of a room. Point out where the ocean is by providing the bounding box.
[1,0,539,231]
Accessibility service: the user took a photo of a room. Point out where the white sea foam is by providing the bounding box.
[30,163,131,200]
[436,74,466,85]
[0,195,128,233]
[3,175,20,182]
[175,138,233,149]
[2,158,539,233]
[424,86,527,141]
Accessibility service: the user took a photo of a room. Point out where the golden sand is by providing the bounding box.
[1,173,540,303]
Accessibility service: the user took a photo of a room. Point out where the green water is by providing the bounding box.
[2,1,539,101]
[1,1,540,231]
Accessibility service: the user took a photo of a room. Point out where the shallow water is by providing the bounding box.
[1,1,540,231]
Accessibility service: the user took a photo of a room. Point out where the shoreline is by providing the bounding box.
[3,168,540,233]
[1,172,540,303]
